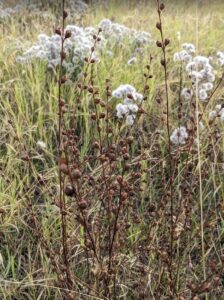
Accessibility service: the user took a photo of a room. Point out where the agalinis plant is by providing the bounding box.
[155,1,176,297]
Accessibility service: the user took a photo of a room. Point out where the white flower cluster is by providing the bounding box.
[174,43,215,102]
[99,19,152,46]
[0,2,25,19]
[17,25,100,72]
[173,43,195,63]
[209,104,224,122]
[113,84,143,126]
[170,126,188,145]
[61,0,88,14]
[181,88,193,100]
[217,51,224,66]
[17,19,152,79]
[0,0,88,19]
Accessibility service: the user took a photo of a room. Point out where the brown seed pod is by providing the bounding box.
[156,40,163,48]
[156,22,162,30]
[88,86,94,93]
[60,76,67,84]
[65,30,72,39]
[60,99,65,106]
[61,51,66,60]
[72,169,82,179]
[60,163,69,175]
[93,141,100,149]
[99,112,106,119]
[63,10,68,19]
[55,28,61,36]
[164,38,170,46]
[161,59,166,66]
[78,201,88,210]
[160,3,165,10]
[123,153,130,160]
[91,113,97,120]
[116,175,123,184]
[64,184,76,197]
[94,98,100,104]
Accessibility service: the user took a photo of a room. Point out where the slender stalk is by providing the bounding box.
[57,0,71,288]
[156,1,175,297]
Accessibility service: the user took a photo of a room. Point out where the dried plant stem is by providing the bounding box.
[57,0,71,289]
[156,1,175,297]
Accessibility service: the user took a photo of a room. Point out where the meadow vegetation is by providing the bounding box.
[0,0,224,299]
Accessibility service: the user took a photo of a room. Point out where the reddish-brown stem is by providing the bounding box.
[57,0,71,289]
[156,1,175,297]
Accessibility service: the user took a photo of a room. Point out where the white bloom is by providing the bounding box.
[112,84,136,99]
[209,111,217,120]
[170,126,188,145]
[199,122,205,130]
[182,43,195,54]
[123,98,133,105]
[173,52,180,62]
[17,18,152,75]
[0,252,4,267]
[215,104,222,111]
[126,115,135,126]
[220,111,224,122]
[133,92,143,101]
[198,89,208,101]
[186,55,215,88]
[112,90,123,99]
[194,55,209,66]
[217,51,224,66]
[99,19,112,31]
[181,88,193,100]
[116,103,129,118]
[201,82,213,91]
[186,61,196,72]
[37,140,47,150]
[189,71,203,83]
[173,50,192,63]
[128,57,137,65]
[215,105,224,119]
[106,50,113,57]
[128,104,139,113]
[207,72,215,82]
[114,83,142,125]
[134,31,151,44]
